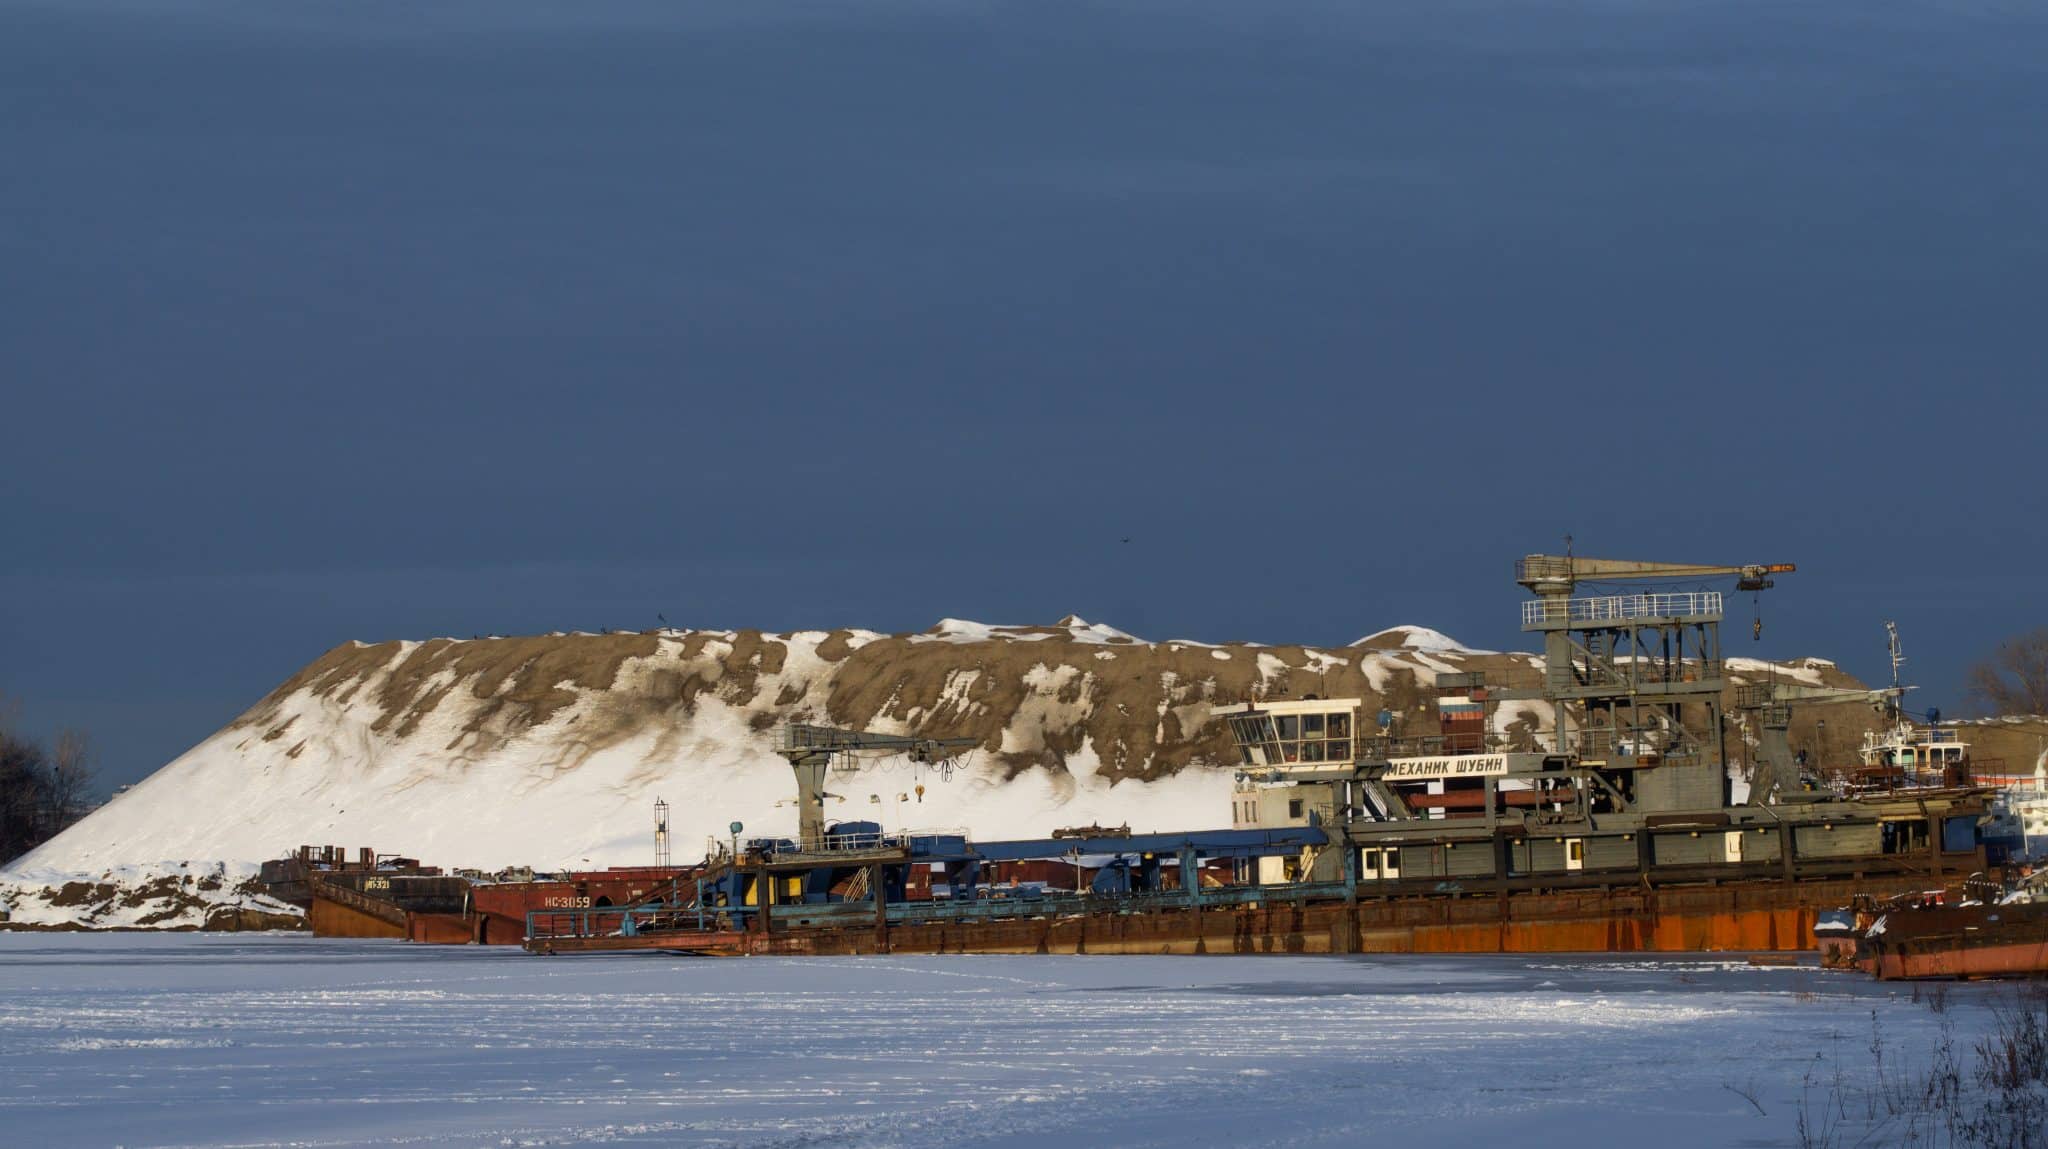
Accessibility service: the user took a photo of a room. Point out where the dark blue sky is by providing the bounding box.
[5,0,2045,789]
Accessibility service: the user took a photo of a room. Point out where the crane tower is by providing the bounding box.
[1515,554,1795,811]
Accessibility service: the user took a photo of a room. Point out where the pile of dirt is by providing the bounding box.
[0,864,303,931]
[232,624,1882,785]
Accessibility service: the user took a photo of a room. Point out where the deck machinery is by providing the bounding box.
[523,821,1331,953]
[523,721,1332,953]
[1216,554,2013,895]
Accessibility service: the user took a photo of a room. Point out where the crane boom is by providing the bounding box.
[777,724,977,760]
[1517,555,1795,594]
[776,724,978,848]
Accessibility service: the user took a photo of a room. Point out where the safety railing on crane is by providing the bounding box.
[1521,591,1723,628]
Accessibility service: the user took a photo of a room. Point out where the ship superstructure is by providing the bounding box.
[1215,553,2013,894]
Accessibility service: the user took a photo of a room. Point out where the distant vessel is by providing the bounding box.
[1984,749,2048,861]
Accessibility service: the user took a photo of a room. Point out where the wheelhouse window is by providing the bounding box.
[1228,715,1285,766]
[1263,710,1358,769]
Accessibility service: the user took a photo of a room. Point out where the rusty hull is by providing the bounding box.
[528,876,1925,957]
[1860,902,2048,980]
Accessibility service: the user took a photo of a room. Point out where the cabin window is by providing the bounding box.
[1288,798,1304,819]
[1302,714,1325,738]
[1281,742,1300,763]
[1357,846,1403,880]
[1328,713,1351,740]
[1328,740,1350,762]
[1277,715,1301,740]
[1302,741,1326,763]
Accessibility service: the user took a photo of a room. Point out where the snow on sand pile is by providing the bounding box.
[0,862,301,931]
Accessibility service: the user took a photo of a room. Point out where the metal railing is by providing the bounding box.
[1356,733,1522,759]
[749,826,970,859]
[526,895,758,942]
[1522,591,1723,628]
[761,878,1358,930]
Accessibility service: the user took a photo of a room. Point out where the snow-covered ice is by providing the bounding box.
[0,934,2019,1148]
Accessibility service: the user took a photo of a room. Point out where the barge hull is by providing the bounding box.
[530,876,1920,957]
[1858,902,2048,980]
[1872,940,2048,980]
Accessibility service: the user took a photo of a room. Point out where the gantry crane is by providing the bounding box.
[775,724,978,848]
[1513,552,1795,810]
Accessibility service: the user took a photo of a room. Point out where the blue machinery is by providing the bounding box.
[525,824,1333,944]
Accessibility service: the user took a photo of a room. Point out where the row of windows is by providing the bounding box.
[1252,740,1353,764]
[1228,712,1353,744]
[1233,797,1308,824]
[1279,712,1352,740]
[1879,745,1965,767]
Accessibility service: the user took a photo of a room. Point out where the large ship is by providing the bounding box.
[1201,554,2016,949]
[294,552,2024,957]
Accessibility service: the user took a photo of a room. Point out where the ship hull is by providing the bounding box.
[525,875,1931,957]
[1856,902,2048,980]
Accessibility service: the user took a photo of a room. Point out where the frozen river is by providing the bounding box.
[0,934,2013,1148]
